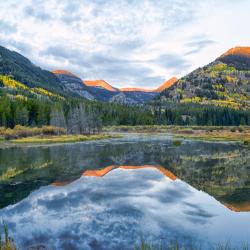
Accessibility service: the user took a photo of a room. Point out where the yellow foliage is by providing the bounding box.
[0,75,63,99]
[225,75,237,83]
[0,75,28,90]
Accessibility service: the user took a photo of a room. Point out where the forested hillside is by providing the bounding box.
[152,47,250,125]
[159,47,250,109]
[0,45,249,130]
[0,46,63,94]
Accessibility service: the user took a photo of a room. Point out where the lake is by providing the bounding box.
[0,135,249,249]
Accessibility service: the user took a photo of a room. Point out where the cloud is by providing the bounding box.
[0,0,249,87]
[0,20,16,34]
[24,0,52,21]
[185,39,216,55]
[154,53,191,74]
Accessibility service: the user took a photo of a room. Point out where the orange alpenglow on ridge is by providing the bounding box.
[82,165,177,181]
[154,77,178,92]
[120,87,155,92]
[120,77,178,93]
[119,165,177,180]
[82,165,115,177]
[51,180,75,187]
[84,80,118,92]
[223,202,250,212]
[221,46,250,57]
[52,69,79,78]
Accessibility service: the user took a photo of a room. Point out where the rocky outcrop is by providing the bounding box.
[52,70,94,100]
[109,92,137,105]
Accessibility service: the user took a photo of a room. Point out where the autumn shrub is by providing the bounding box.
[41,126,66,135]
[1,125,66,140]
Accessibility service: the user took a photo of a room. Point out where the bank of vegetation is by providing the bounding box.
[0,125,120,144]
[105,125,250,144]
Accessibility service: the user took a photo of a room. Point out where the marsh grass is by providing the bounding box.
[105,125,250,143]
[11,134,121,144]
[135,239,249,250]
[0,125,66,140]
[0,223,16,250]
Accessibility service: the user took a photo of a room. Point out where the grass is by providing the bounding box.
[0,222,16,250]
[134,239,249,250]
[173,130,250,144]
[11,134,121,144]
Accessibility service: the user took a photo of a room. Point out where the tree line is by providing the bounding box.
[0,95,249,133]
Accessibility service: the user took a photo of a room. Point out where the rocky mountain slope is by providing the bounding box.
[159,47,250,109]
[52,70,94,100]
[54,70,175,104]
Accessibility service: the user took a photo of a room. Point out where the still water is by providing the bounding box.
[0,135,249,249]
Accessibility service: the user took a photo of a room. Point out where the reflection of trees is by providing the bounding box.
[0,139,249,210]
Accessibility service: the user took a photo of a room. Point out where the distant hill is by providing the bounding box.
[0,45,63,94]
[154,77,178,92]
[54,70,175,104]
[84,80,119,92]
[159,47,250,109]
[52,70,94,100]
[219,46,250,70]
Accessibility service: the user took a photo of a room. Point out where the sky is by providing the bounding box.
[0,0,249,89]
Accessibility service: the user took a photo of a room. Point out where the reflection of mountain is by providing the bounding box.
[55,163,249,212]
[82,165,177,181]
[1,137,249,212]
[52,165,176,186]
[224,202,250,212]
[83,165,115,177]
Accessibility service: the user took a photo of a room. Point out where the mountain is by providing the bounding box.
[219,46,250,70]
[120,87,154,92]
[54,70,175,104]
[159,47,250,109]
[52,70,94,100]
[155,77,178,92]
[120,77,177,93]
[84,80,119,92]
[0,45,63,94]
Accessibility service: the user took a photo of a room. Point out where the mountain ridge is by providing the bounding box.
[53,69,176,104]
[159,46,250,109]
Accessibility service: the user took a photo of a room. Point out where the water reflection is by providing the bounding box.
[0,166,249,249]
[0,135,249,249]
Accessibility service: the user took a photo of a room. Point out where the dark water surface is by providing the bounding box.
[0,135,249,249]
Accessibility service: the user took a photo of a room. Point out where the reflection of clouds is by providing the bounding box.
[183,201,215,225]
[0,168,248,249]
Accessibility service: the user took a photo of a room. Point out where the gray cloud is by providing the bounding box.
[24,1,52,21]
[40,44,159,85]
[185,39,216,55]
[154,54,191,72]
[0,39,32,56]
[0,20,17,34]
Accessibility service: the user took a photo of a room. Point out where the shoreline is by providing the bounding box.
[0,125,249,145]
[104,125,250,144]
